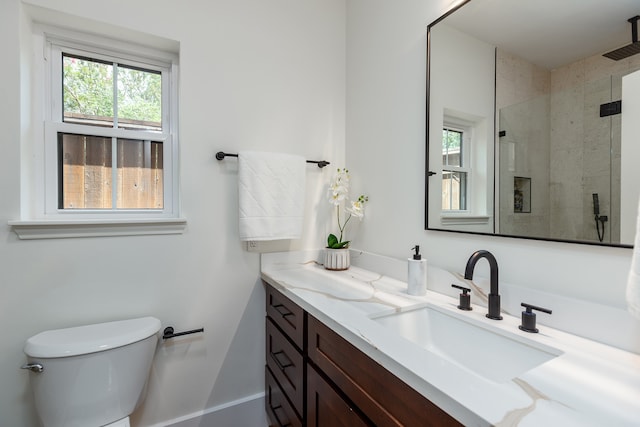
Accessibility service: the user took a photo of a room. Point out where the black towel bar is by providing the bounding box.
[215,151,330,168]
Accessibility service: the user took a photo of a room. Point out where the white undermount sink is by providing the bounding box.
[372,305,562,383]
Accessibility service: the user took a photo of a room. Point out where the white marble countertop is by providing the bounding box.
[261,250,640,427]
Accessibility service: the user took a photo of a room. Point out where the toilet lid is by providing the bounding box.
[24,317,161,358]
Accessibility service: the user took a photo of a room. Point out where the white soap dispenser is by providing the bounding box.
[407,245,427,296]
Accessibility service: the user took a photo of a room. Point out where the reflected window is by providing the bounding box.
[442,127,469,210]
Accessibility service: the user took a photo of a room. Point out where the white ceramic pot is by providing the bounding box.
[324,248,350,271]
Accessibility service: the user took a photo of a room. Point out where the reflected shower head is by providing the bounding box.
[603,42,640,60]
[603,15,640,60]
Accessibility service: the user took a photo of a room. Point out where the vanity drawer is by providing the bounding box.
[307,315,462,427]
[265,282,305,351]
[266,366,303,427]
[266,317,305,417]
[307,364,372,427]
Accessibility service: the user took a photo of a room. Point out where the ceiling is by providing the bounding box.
[442,0,640,70]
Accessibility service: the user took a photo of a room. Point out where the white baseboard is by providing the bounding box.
[151,392,268,427]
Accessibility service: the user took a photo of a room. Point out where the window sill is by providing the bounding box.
[8,218,187,240]
[440,215,490,226]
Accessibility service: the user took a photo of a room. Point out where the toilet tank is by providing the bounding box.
[23,317,161,427]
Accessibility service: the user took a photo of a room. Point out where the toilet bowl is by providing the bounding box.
[23,317,161,427]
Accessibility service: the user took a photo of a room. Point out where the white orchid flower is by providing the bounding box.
[347,200,364,219]
[327,169,368,248]
[329,190,347,206]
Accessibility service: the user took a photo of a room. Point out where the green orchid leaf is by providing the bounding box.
[327,234,350,249]
[334,240,350,249]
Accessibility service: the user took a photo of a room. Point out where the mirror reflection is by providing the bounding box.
[426,0,640,246]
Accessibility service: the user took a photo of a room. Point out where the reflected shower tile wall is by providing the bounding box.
[584,54,632,83]
[496,46,637,242]
[496,49,550,109]
[550,59,585,94]
[549,147,584,240]
[496,49,551,238]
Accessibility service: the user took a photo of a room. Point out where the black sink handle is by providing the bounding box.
[519,303,552,333]
[451,284,472,311]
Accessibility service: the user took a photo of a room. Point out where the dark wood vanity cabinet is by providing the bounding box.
[307,364,371,427]
[264,282,462,427]
[307,315,461,427]
[265,283,306,426]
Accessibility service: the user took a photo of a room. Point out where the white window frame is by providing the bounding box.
[9,25,185,239]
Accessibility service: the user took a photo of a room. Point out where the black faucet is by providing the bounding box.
[464,250,502,320]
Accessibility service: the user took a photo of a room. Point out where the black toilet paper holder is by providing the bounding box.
[162,326,204,340]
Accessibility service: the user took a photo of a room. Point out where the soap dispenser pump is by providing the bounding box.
[407,245,427,296]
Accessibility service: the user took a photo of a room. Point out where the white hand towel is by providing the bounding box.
[238,151,306,241]
[626,196,640,319]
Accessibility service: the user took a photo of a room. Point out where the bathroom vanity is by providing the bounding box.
[265,282,460,426]
[262,250,640,426]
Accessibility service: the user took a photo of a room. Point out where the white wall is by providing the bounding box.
[0,1,345,426]
[346,0,633,308]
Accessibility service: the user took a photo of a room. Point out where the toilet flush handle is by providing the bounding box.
[21,363,44,373]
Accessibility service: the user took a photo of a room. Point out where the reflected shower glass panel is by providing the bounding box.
[497,74,622,243]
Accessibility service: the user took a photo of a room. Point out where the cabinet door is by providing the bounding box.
[307,365,372,427]
[266,367,302,427]
[308,315,462,427]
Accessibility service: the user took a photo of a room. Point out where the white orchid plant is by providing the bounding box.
[327,168,369,249]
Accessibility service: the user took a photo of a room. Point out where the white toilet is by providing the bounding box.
[22,317,161,427]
